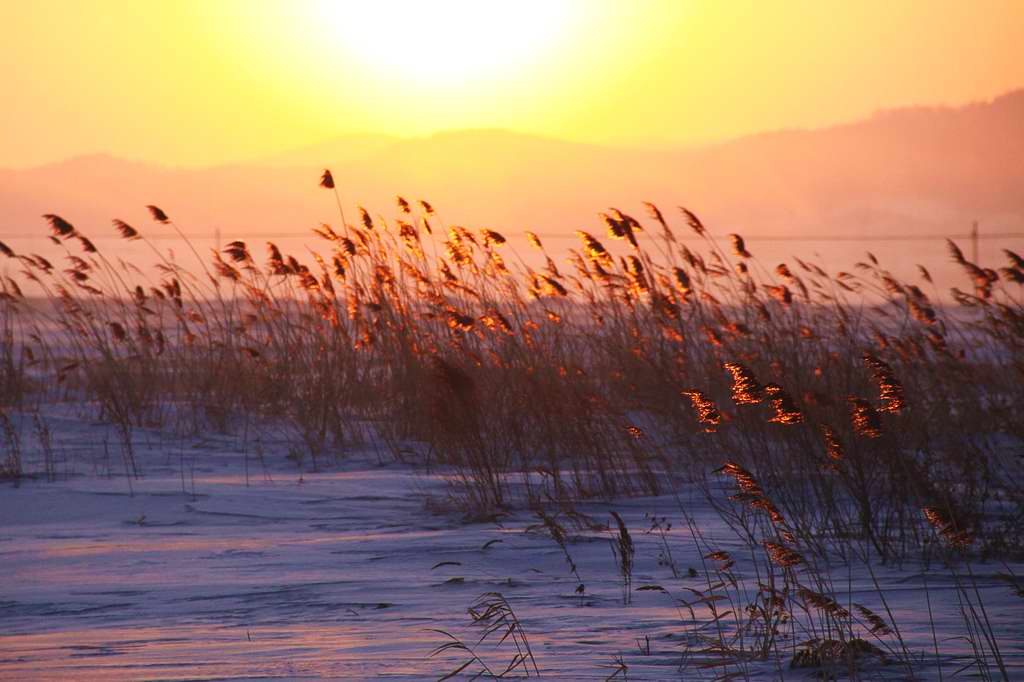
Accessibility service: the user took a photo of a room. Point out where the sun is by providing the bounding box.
[306,1,575,89]
[191,0,589,140]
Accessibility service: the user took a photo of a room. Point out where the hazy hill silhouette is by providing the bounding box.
[1,91,1022,244]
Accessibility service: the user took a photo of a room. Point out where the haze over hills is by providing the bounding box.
[1,90,1022,248]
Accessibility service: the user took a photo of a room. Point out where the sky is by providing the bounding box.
[1,0,1023,168]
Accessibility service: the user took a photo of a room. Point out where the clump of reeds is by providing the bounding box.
[1,178,1019,563]
[429,592,539,678]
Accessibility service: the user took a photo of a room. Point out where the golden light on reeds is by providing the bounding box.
[724,362,762,405]
[922,506,974,550]
[763,540,803,568]
[681,391,721,431]
[6,168,1022,587]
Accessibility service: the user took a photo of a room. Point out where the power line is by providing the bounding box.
[1,228,1022,243]
[533,232,1024,243]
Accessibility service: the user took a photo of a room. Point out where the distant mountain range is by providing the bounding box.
[1,90,1022,246]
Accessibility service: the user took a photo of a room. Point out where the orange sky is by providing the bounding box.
[2,0,1022,168]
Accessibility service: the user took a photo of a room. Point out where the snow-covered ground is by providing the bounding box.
[1,409,1022,680]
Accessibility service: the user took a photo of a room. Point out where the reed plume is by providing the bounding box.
[146,205,170,223]
[763,540,803,568]
[42,214,76,238]
[847,397,883,438]
[863,353,905,414]
[922,506,974,550]
[724,362,763,405]
[682,390,721,431]
[112,219,140,240]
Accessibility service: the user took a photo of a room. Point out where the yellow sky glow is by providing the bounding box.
[1,0,1022,167]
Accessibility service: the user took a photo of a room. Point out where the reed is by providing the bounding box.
[4,182,1020,678]
[0,178,1020,564]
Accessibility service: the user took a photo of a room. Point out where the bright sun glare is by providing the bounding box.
[307,1,574,88]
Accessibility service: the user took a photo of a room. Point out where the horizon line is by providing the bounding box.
[3,87,1022,173]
